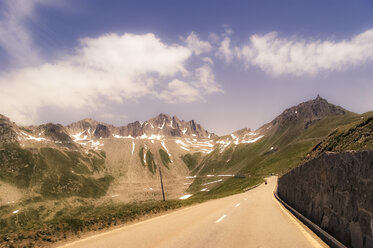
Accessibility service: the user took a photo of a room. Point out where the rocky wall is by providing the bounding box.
[278,150,373,248]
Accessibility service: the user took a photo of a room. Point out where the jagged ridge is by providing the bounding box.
[67,113,216,140]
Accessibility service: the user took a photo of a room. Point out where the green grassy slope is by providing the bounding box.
[305,112,373,160]
[146,150,157,174]
[187,98,365,194]
[181,152,202,170]
[0,143,111,198]
[159,149,170,168]
[195,99,362,177]
[195,112,360,178]
[139,147,145,167]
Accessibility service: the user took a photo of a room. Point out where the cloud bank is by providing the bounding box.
[0,1,223,125]
[221,29,373,76]
[1,0,373,126]
[0,32,221,124]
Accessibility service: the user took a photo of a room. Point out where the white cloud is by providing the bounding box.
[158,80,201,103]
[0,33,222,124]
[183,32,212,55]
[208,32,220,44]
[0,0,57,66]
[195,64,222,94]
[202,57,214,64]
[234,29,373,76]
[158,63,222,103]
[99,113,127,121]
[216,37,234,63]
[222,25,233,37]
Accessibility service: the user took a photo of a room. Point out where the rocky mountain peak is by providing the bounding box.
[172,115,181,123]
[94,124,111,139]
[137,113,216,138]
[156,113,171,120]
[300,95,345,116]
[68,118,99,132]
[233,128,252,137]
[66,113,216,139]
[270,95,346,129]
[0,114,18,146]
[149,113,172,126]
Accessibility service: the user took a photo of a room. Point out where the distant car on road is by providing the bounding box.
[264,179,267,185]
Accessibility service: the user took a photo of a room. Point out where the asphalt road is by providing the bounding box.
[59,177,328,248]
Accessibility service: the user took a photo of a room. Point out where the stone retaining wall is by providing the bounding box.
[278,151,373,248]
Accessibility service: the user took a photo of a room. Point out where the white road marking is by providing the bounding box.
[235,203,241,208]
[215,214,227,223]
[244,198,247,201]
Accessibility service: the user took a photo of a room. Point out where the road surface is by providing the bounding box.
[59,177,328,248]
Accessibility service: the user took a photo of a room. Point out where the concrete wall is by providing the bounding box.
[278,150,373,248]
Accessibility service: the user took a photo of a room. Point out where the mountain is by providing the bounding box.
[0,97,365,203]
[0,114,19,146]
[1,96,372,247]
[185,96,365,193]
[0,113,217,206]
[67,113,216,140]
[0,97,371,210]
[268,95,345,130]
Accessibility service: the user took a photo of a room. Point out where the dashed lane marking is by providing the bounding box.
[215,214,227,223]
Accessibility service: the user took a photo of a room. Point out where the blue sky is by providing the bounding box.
[0,0,373,135]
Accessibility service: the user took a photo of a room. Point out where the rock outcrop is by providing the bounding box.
[278,151,373,248]
[270,95,346,130]
[67,113,216,139]
[0,114,18,147]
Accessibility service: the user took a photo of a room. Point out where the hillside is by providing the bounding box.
[1,96,365,202]
[1,97,368,203]
[0,113,219,204]
[185,96,363,194]
[0,96,371,247]
[305,112,373,160]
[0,113,221,245]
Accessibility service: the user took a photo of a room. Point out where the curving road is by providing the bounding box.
[58,177,328,248]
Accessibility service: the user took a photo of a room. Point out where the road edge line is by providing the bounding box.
[273,186,347,248]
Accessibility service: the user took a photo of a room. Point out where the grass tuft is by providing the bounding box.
[159,149,170,169]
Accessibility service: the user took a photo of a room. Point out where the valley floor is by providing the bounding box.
[57,177,327,248]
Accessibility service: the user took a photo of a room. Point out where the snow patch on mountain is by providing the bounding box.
[241,135,264,143]
[72,131,88,142]
[139,134,163,140]
[131,142,135,155]
[113,134,134,139]
[159,122,165,129]
[179,194,192,199]
[20,131,48,142]
[202,179,223,185]
[161,141,173,162]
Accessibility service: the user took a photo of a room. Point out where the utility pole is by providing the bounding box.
[159,167,166,201]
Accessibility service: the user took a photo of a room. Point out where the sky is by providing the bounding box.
[0,0,373,135]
